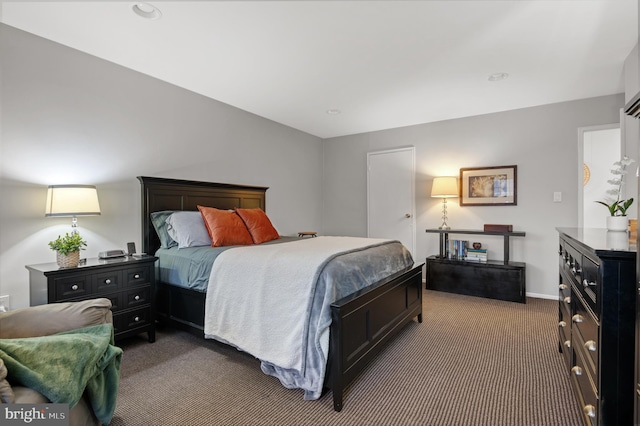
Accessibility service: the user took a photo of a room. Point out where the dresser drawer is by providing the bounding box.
[113,306,152,335]
[563,242,583,287]
[123,265,152,287]
[558,308,571,370]
[53,274,91,300]
[122,286,151,310]
[559,279,571,321]
[93,270,121,293]
[572,347,598,426]
[573,324,598,380]
[578,255,599,316]
[572,295,599,377]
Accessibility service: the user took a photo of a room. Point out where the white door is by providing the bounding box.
[367,147,415,256]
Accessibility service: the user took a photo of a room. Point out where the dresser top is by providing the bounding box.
[557,227,636,257]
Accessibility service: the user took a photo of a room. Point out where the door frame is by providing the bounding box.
[366,146,416,255]
[577,123,621,228]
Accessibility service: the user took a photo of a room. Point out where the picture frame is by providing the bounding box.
[459,165,517,206]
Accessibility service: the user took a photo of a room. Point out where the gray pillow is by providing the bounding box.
[150,211,178,249]
[166,211,212,248]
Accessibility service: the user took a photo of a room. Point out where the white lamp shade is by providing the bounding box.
[45,185,101,216]
[431,177,459,198]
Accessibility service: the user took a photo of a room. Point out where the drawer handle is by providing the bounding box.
[564,340,571,348]
[134,316,140,322]
[572,314,583,324]
[559,284,568,290]
[558,321,566,328]
[134,295,140,301]
[584,340,597,352]
[71,284,79,291]
[134,274,141,279]
[571,366,583,376]
[105,279,111,285]
[582,279,596,288]
[583,405,596,419]
[563,297,571,304]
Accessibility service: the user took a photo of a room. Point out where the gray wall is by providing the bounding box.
[0,22,633,308]
[322,94,626,298]
[0,24,323,309]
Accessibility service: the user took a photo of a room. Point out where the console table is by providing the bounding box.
[425,228,526,303]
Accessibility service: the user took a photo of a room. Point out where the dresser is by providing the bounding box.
[557,228,636,426]
[26,255,157,343]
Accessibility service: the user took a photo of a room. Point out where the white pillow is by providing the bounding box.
[165,211,212,248]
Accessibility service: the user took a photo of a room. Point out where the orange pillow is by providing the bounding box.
[235,208,280,244]
[197,206,254,247]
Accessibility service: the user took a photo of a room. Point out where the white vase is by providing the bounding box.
[606,216,629,232]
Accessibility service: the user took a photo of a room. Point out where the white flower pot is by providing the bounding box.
[606,216,629,232]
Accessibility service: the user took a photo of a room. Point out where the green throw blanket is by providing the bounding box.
[0,324,122,424]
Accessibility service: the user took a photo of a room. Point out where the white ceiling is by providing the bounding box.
[1,1,637,139]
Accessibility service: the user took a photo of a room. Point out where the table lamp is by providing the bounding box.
[45,185,101,232]
[431,177,458,230]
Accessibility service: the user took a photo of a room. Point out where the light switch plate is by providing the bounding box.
[553,192,562,202]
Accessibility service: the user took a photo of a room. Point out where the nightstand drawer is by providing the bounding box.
[93,270,121,293]
[54,274,90,300]
[114,307,151,334]
[122,286,151,309]
[123,265,152,287]
[102,293,120,311]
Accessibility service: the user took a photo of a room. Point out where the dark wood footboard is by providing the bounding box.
[329,263,423,411]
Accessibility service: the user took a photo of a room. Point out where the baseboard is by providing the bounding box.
[526,292,556,300]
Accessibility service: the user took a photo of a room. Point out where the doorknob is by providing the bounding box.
[405,213,411,218]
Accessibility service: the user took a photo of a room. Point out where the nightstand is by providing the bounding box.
[26,255,158,343]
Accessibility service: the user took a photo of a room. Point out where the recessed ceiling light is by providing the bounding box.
[488,72,509,82]
[326,109,341,115]
[132,3,162,20]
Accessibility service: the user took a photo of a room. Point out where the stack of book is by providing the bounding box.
[465,248,488,262]
[447,240,468,260]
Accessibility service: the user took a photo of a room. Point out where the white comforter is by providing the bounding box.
[203,236,402,398]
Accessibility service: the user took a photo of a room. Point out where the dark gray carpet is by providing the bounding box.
[110,290,584,426]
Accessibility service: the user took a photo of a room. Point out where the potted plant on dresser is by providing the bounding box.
[48,232,87,268]
[596,155,635,231]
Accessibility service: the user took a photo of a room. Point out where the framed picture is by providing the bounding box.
[459,165,517,206]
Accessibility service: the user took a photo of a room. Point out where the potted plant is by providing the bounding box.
[48,232,87,267]
[596,156,635,231]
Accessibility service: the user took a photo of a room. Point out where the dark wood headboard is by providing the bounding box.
[138,176,268,255]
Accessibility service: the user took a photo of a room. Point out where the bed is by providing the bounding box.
[138,176,423,411]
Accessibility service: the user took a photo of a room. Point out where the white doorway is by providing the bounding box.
[367,147,416,256]
[579,124,621,228]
